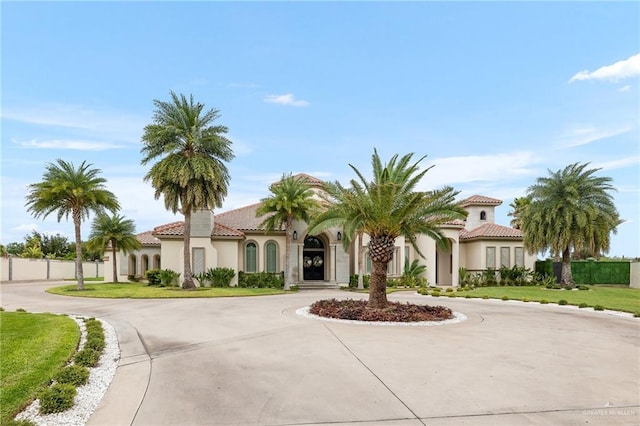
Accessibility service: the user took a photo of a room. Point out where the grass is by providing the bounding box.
[0,312,80,424]
[47,282,287,298]
[64,277,104,282]
[448,285,640,313]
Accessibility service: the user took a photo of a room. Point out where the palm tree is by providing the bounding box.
[141,92,234,289]
[520,163,620,287]
[308,150,468,309]
[507,196,531,229]
[87,213,141,282]
[25,159,120,290]
[256,173,321,290]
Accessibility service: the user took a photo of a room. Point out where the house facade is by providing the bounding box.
[105,175,536,287]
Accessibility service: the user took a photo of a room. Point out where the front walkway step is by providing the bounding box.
[296,283,340,290]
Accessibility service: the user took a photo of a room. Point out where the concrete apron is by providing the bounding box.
[1,283,638,425]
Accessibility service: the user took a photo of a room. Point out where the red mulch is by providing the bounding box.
[309,298,453,322]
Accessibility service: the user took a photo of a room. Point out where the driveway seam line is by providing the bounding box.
[324,324,427,426]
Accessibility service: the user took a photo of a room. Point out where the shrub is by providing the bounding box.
[558,299,568,305]
[145,269,162,286]
[540,299,549,304]
[445,287,454,293]
[54,365,90,386]
[158,269,180,287]
[348,274,370,289]
[522,298,530,302]
[237,271,283,288]
[417,288,429,295]
[431,292,440,297]
[39,383,76,414]
[465,294,472,298]
[127,274,142,282]
[74,348,101,368]
[634,312,640,318]
[289,285,299,291]
[482,295,489,299]
[578,303,589,308]
[206,267,236,287]
[447,293,456,298]
[85,336,105,352]
[578,285,590,291]
[593,305,605,311]
[501,295,509,301]
[432,287,441,292]
[0,307,4,312]
[16,308,26,312]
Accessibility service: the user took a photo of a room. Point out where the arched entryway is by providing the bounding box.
[303,236,325,281]
[435,239,453,286]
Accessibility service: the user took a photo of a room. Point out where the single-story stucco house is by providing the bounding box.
[103,174,536,287]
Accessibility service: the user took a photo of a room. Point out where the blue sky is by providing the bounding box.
[1,2,639,257]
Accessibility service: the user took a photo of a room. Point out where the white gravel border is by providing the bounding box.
[296,306,467,326]
[15,315,120,426]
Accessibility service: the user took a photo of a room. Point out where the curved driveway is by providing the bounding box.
[2,282,639,425]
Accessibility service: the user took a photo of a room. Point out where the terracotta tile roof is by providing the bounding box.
[214,202,283,232]
[460,223,522,240]
[459,195,503,207]
[152,221,184,236]
[213,222,245,237]
[136,230,161,246]
[150,220,245,238]
[442,219,466,227]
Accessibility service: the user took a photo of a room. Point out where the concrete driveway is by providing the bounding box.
[1,282,638,425]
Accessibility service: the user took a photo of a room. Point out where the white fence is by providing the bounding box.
[0,257,104,282]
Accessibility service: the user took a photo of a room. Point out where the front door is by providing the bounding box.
[303,236,325,281]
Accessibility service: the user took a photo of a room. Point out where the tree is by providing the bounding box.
[507,196,531,229]
[141,92,234,289]
[87,213,141,282]
[23,230,72,259]
[308,150,468,309]
[256,173,321,290]
[5,242,24,256]
[25,159,120,290]
[520,163,620,287]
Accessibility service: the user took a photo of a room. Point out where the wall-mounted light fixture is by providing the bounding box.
[337,231,342,241]
[293,230,298,240]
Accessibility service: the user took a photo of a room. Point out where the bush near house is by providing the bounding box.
[237,271,284,288]
[145,269,162,286]
[348,274,370,289]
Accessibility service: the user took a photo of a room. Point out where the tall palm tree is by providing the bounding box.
[521,163,620,286]
[25,159,120,290]
[507,196,531,229]
[308,150,467,309]
[141,92,234,289]
[87,213,141,282]
[256,173,321,290]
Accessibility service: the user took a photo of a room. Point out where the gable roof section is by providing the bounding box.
[137,230,161,245]
[214,202,280,232]
[459,195,503,207]
[460,223,522,241]
[151,220,245,238]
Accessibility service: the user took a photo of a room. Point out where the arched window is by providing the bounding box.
[265,241,278,273]
[245,242,257,273]
[480,211,487,221]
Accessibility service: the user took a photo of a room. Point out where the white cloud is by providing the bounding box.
[592,156,640,171]
[264,93,310,107]
[2,104,147,143]
[555,125,632,148]
[618,85,631,92]
[569,53,640,83]
[418,152,539,190]
[12,224,39,233]
[16,138,124,151]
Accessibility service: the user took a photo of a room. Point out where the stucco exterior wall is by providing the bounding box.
[213,240,240,286]
[1,257,104,282]
[464,205,496,230]
[630,262,640,289]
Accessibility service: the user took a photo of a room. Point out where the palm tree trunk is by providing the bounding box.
[284,218,293,290]
[182,210,195,289]
[368,260,388,308]
[357,232,364,290]
[73,210,85,291]
[560,246,574,287]
[111,239,118,283]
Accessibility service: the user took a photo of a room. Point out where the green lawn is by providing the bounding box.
[430,285,640,314]
[47,282,287,298]
[0,312,80,424]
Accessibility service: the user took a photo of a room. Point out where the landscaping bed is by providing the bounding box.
[309,298,453,322]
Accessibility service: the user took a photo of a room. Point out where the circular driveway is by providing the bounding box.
[2,282,639,425]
